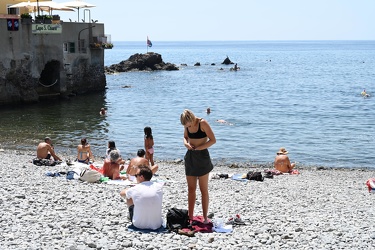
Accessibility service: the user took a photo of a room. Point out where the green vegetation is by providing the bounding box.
[21,13,32,19]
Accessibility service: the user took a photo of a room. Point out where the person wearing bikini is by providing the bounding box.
[144,126,155,166]
[76,138,94,164]
[180,109,216,224]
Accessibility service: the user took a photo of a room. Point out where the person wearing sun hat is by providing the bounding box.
[274,147,296,173]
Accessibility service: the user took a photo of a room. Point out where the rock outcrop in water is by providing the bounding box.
[105,52,179,74]
[222,56,234,65]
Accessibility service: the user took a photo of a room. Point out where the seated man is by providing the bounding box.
[274,147,296,173]
[126,149,158,179]
[36,137,62,161]
[120,165,163,230]
[102,150,126,180]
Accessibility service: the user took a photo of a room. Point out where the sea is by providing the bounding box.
[1,40,374,169]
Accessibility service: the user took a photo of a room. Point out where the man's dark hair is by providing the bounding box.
[138,165,152,181]
[137,149,146,157]
[44,137,51,142]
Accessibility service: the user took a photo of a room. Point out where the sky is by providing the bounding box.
[53,0,375,42]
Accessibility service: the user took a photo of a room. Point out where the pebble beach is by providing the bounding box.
[1,149,374,250]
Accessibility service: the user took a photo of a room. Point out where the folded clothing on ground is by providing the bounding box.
[190,215,213,233]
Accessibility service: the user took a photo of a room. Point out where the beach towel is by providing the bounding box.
[231,174,248,182]
[264,169,283,176]
[190,216,213,233]
[105,179,134,186]
[289,169,300,175]
[33,158,60,166]
[213,224,233,233]
[89,164,104,174]
[127,224,168,233]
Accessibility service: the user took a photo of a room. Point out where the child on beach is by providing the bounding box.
[144,126,155,166]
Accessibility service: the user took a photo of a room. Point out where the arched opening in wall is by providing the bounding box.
[39,60,60,93]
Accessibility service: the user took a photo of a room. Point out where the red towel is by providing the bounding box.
[90,164,104,174]
[191,215,213,233]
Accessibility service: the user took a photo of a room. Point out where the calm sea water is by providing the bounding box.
[1,41,374,168]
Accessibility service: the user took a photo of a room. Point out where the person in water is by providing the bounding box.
[361,89,370,97]
[77,138,94,164]
[180,109,216,224]
[99,108,107,115]
[274,147,296,173]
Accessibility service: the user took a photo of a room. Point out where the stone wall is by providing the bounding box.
[0,19,106,105]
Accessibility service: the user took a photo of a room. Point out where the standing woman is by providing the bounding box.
[180,109,216,223]
[144,126,155,166]
[77,138,94,164]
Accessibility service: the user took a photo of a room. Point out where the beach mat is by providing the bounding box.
[127,224,168,233]
[231,174,248,182]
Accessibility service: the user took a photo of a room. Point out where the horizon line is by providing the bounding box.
[112,39,375,43]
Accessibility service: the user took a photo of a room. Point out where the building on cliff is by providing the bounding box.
[0,0,111,105]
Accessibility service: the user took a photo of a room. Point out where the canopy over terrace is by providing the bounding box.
[59,0,95,22]
[9,1,75,16]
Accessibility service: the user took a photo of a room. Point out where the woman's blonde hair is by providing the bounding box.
[180,109,196,125]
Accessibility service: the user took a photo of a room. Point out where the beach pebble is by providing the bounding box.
[1,151,374,249]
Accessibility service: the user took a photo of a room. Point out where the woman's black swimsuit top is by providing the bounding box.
[187,119,207,139]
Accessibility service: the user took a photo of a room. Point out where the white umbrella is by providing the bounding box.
[39,2,75,15]
[8,1,34,10]
[8,1,45,16]
[9,1,74,15]
[60,0,95,22]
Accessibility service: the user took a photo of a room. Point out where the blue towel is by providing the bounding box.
[45,172,61,177]
[127,224,169,233]
[231,174,248,182]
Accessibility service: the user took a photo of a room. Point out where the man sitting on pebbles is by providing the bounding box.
[274,147,296,173]
[126,149,158,182]
[120,165,163,230]
[36,137,62,161]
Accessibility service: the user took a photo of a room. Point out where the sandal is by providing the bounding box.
[178,229,195,237]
